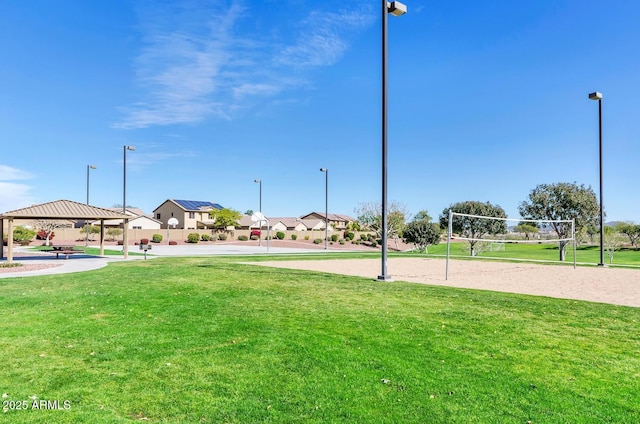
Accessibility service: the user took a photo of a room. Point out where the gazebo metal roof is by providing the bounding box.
[0,199,129,220]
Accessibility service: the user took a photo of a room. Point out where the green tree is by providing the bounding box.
[209,208,242,230]
[106,228,122,241]
[439,201,507,257]
[518,182,599,261]
[604,226,626,264]
[585,224,599,244]
[403,220,441,253]
[413,210,432,223]
[355,201,408,249]
[81,225,101,241]
[513,223,539,240]
[617,222,640,249]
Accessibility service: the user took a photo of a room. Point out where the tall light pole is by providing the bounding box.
[589,91,605,266]
[85,164,97,246]
[379,1,407,282]
[254,179,262,247]
[123,145,135,248]
[320,168,328,250]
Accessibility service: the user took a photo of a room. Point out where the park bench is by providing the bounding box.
[45,245,84,259]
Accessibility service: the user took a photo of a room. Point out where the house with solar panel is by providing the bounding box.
[153,199,224,230]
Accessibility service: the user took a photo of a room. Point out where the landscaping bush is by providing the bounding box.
[218,233,227,241]
[304,235,310,241]
[152,234,163,243]
[201,234,211,241]
[36,230,54,241]
[238,235,248,241]
[360,234,368,241]
[168,240,177,245]
[330,234,339,242]
[107,228,122,241]
[371,240,378,247]
[140,238,149,245]
[13,227,36,243]
[276,231,285,240]
[250,230,261,238]
[187,233,200,243]
[250,235,259,241]
[291,234,297,240]
[313,238,322,244]
[339,239,345,245]
[344,231,355,241]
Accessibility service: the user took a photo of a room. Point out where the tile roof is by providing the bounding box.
[0,200,130,219]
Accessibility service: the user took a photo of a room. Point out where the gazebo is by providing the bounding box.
[1,200,132,262]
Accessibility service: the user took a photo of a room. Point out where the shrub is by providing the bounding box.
[330,234,339,242]
[218,233,227,241]
[13,227,36,243]
[250,235,259,241]
[250,230,261,238]
[291,234,297,240]
[276,231,285,240]
[140,238,149,245]
[344,231,355,241]
[371,240,378,247]
[313,238,322,244]
[36,230,55,241]
[360,234,368,241]
[187,233,200,243]
[168,241,177,245]
[107,228,123,241]
[238,235,249,241]
[304,235,310,241]
[152,234,163,243]
[201,234,211,241]
[339,239,345,245]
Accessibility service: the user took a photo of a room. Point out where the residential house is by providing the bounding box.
[89,208,161,230]
[153,199,224,229]
[299,212,356,230]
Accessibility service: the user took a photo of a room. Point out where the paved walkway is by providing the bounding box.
[0,244,328,279]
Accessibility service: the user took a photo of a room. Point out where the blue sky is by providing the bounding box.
[1,0,639,222]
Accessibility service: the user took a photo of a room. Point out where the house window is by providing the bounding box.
[133,226,142,229]
[156,213,161,220]
[189,212,195,219]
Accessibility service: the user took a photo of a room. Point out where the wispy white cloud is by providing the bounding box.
[276,8,375,68]
[114,0,375,129]
[0,165,36,212]
[0,165,34,181]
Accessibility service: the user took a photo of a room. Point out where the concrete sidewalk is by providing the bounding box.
[0,244,331,278]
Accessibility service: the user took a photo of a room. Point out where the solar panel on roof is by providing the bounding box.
[174,200,224,210]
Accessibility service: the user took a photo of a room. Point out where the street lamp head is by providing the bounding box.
[387,1,407,16]
[254,179,261,183]
[320,168,327,172]
[589,91,603,101]
[125,145,136,151]
[88,165,97,169]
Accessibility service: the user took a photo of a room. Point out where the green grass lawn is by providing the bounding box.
[1,255,639,423]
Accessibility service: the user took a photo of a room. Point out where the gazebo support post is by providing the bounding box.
[99,220,105,256]
[0,218,4,260]
[7,218,14,263]
[123,218,130,259]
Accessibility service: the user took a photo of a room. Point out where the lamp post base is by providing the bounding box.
[597,263,608,267]
[377,275,394,282]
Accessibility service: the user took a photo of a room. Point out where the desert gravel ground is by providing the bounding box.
[255,257,640,307]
